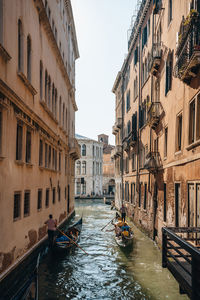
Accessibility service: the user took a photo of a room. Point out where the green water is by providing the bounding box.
[38,199,189,300]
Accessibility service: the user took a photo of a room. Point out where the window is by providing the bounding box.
[139,183,141,207]
[39,139,43,166]
[37,189,42,210]
[45,143,48,168]
[127,120,131,135]
[52,84,54,114]
[52,187,56,204]
[142,25,147,48]
[189,94,200,145]
[82,161,86,175]
[126,90,130,112]
[55,89,57,119]
[65,187,67,200]
[0,0,3,44]
[165,52,173,95]
[55,150,57,170]
[14,192,21,220]
[59,97,62,124]
[58,185,61,201]
[59,152,61,172]
[82,182,86,195]
[48,145,51,168]
[24,191,30,217]
[134,47,138,65]
[82,144,86,156]
[176,114,182,151]
[144,183,147,209]
[45,70,48,103]
[27,36,31,82]
[45,188,49,207]
[76,161,81,175]
[18,20,23,71]
[16,123,23,161]
[65,108,68,131]
[40,61,43,99]
[25,130,31,163]
[63,103,65,127]
[134,77,138,99]
[76,181,81,195]
[132,153,136,170]
[48,76,51,107]
[164,127,168,157]
[168,0,172,25]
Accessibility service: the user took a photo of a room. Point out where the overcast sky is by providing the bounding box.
[71,0,136,145]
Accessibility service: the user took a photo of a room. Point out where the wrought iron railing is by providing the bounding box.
[162,227,200,300]
[174,12,200,83]
[144,151,161,172]
[147,102,162,129]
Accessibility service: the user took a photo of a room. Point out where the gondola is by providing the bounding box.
[10,253,40,300]
[54,218,82,251]
[114,220,134,249]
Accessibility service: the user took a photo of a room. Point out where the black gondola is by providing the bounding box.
[54,218,82,251]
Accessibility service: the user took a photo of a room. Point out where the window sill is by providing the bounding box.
[0,155,6,161]
[26,162,33,167]
[186,140,200,151]
[174,150,182,156]
[17,71,37,96]
[40,100,58,124]
[15,160,25,166]
[0,43,11,61]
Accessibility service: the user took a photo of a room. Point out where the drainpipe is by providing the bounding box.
[137,28,141,196]
[121,73,125,207]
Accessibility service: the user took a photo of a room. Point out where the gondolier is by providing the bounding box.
[44,214,57,248]
[120,204,126,221]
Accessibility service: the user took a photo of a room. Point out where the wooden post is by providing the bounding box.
[191,256,200,300]
[162,227,167,268]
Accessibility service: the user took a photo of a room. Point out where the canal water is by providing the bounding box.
[38,199,189,300]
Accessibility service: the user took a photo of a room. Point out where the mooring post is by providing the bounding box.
[162,227,167,268]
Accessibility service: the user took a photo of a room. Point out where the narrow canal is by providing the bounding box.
[38,199,189,300]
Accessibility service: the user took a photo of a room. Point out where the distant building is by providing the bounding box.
[0,0,79,276]
[75,134,103,196]
[98,134,115,195]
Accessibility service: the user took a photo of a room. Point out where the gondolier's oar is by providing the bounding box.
[57,228,89,255]
[101,217,115,231]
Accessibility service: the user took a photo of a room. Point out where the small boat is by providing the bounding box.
[54,218,82,251]
[114,221,134,249]
[10,253,40,300]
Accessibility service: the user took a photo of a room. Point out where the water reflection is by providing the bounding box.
[38,199,188,300]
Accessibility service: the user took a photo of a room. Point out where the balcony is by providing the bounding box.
[116,117,122,129]
[150,43,162,76]
[111,145,122,159]
[112,123,118,135]
[174,11,200,85]
[123,139,129,152]
[127,131,137,147]
[147,102,162,130]
[144,151,161,173]
[69,137,80,160]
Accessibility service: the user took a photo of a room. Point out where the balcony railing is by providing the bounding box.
[127,131,137,147]
[112,124,118,135]
[69,137,80,160]
[150,43,162,76]
[162,227,200,299]
[144,151,161,172]
[111,145,122,159]
[147,102,162,130]
[174,11,200,85]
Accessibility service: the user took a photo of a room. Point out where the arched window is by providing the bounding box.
[76,161,81,175]
[165,51,173,95]
[82,144,86,156]
[52,83,55,114]
[65,108,68,131]
[76,181,81,195]
[27,35,31,81]
[63,103,65,128]
[40,61,43,99]
[82,182,86,195]
[55,89,57,119]
[82,161,86,175]
[18,20,23,71]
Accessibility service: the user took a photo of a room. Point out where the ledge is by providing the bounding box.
[40,100,58,124]
[17,71,37,96]
[25,162,33,168]
[0,43,11,61]
[186,140,200,151]
[15,160,25,166]
[0,155,6,161]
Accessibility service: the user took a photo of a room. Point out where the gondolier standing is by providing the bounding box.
[120,204,126,221]
[45,214,57,247]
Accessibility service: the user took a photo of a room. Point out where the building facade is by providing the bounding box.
[0,0,80,276]
[98,134,115,195]
[75,135,103,197]
[112,0,200,244]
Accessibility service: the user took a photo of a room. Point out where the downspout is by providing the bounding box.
[121,73,125,206]
[137,28,141,197]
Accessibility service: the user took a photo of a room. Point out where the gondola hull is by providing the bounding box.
[53,218,82,252]
[115,234,134,248]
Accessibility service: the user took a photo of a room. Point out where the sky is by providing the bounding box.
[71,0,137,145]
